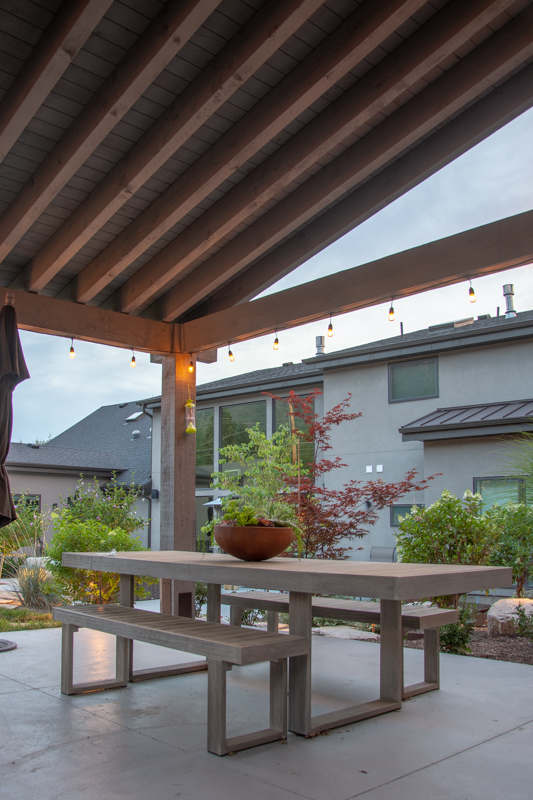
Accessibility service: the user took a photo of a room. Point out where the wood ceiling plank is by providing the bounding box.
[60,0,425,305]
[25,0,326,296]
[180,208,533,352]
[120,0,521,318]
[0,0,113,163]
[0,0,220,269]
[191,60,533,319]
[158,4,533,322]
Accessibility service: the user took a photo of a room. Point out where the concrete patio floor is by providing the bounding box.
[1,606,532,800]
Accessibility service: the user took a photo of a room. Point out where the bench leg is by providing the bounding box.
[60,622,128,696]
[208,657,289,756]
[267,611,279,633]
[229,605,243,626]
[269,658,287,736]
[402,627,440,699]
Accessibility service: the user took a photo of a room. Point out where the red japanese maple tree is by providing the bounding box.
[267,390,435,559]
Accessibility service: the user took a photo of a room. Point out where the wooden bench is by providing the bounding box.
[222,592,458,699]
[52,604,309,756]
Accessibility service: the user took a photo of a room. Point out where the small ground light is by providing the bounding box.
[469,281,476,303]
[273,332,279,350]
[228,344,235,362]
[69,338,75,359]
[388,301,395,321]
[327,317,333,337]
[131,349,136,368]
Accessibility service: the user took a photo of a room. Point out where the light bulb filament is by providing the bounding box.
[69,338,75,359]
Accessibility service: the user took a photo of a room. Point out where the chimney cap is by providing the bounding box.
[315,335,325,356]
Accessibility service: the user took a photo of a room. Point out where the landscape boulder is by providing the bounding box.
[487,597,533,635]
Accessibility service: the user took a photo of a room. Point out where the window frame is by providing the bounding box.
[390,503,424,527]
[473,475,527,505]
[388,357,439,404]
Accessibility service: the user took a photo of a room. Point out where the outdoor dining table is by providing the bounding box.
[62,550,511,736]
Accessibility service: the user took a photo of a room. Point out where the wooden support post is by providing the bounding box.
[267,611,279,633]
[160,353,196,617]
[229,605,242,626]
[380,599,403,704]
[288,591,312,735]
[116,574,134,682]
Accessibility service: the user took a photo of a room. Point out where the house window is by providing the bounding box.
[389,358,438,403]
[13,493,41,512]
[473,477,526,507]
[196,407,214,488]
[220,401,266,474]
[273,396,315,466]
[390,504,424,527]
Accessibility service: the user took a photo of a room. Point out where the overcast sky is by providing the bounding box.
[11,106,533,444]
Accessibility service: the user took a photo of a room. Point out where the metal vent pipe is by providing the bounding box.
[503,284,517,318]
[316,335,325,355]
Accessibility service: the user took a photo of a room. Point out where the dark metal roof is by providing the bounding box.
[140,361,324,407]
[44,400,152,485]
[400,398,533,441]
[6,442,122,473]
[304,310,533,369]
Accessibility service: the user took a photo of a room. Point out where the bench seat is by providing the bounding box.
[53,604,309,755]
[222,591,458,699]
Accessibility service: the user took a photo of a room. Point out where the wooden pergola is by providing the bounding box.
[1,0,533,614]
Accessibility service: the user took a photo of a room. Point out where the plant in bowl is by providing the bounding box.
[212,498,298,561]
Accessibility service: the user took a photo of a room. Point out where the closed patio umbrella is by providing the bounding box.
[0,300,29,527]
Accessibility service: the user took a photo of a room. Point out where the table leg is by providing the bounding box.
[379,599,403,704]
[116,574,134,682]
[288,591,312,735]
[207,583,221,623]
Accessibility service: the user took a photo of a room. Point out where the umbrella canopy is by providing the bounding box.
[0,302,29,527]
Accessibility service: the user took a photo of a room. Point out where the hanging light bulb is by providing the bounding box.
[327,317,333,337]
[273,331,279,350]
[228,343,235,362]
[388,300,395,321]
[469,281,476,303]
[188,355,194,373]
[69,338,75,359]
[131,349,136,368]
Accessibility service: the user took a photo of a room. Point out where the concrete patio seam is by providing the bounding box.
[342,715,533,799]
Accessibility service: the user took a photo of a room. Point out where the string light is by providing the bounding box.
[273,332,279,350]
[188,354,194,373]
[131,349,136,368]
[69,338,75,359]
[327,316,333,337]
[388,300,395,321]
[469,280,476,303]
[228,343,235,362]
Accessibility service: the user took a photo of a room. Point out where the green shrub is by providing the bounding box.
[195,582,207,617]
[439,602,477,655]
[396,490,500,607]
[488,503,533,597]
[47,520,150,604]
[0,491,50,578]
[515,603,533,639]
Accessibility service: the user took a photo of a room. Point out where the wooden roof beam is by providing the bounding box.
[156,6,533,322]
[0,0,113,163]
[2,0,220,268]
[191,60,533,319]
[180,208,533,352]
[115,0,519,317]
[21,0,326,294]
[9,290,177,354]
[63,0,426,306]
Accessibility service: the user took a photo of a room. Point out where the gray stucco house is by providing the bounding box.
[142,305,533,560]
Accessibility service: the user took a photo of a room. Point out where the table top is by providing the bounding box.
[62,551,512,601]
